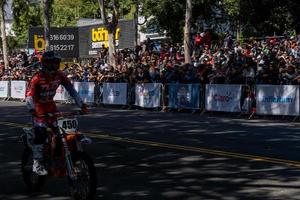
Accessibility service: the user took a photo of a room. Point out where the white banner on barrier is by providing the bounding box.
[135,83,161,108]
[54,85,69,101]
[205,84,242,112]
[74,82,95,103]
[11,81,26,99]
[103,83,127,105]
[0,81,9,98]
[256,85,299,116]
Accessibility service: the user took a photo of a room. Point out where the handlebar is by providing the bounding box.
[32,111,85,118]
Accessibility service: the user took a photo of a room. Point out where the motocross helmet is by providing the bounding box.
[41,51,61,73]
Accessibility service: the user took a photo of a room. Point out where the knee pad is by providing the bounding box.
[33,127,47,144]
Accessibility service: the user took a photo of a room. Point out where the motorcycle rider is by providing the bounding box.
[25,51,88,176]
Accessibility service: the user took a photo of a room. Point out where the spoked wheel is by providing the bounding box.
[69,152,97,200]
[21,148,46,192]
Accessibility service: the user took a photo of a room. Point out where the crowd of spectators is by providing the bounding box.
[0,51,39,81]
[2,32,300,86]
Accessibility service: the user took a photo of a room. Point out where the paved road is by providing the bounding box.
[1,101,300,200]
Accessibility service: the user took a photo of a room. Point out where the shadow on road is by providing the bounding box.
[1,102,300,199]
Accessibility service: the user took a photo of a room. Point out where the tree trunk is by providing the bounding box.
[108,31,116,67]
[184,0,192,64]
[134,2,138,46]
[98,0,118,68]
[43,0,53,51]
[236,20,240,41]
[0,2,8,70]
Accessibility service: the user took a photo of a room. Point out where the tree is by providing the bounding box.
[12,0,43,48]
[98,0,119,68]
[0,0,8,70]
[220,0,240,39]
[184,0,192,64]
[220,0,300,37]
[51,0,100,27]
[141,0,185,42]
[140,0,212,42]
[43,0,54,51]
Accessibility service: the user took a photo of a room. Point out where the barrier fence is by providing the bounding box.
[1,80,300,117]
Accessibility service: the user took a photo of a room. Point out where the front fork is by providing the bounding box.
[61,136,76,179]
[60,133,85,180]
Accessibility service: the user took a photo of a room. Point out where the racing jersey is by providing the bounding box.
[26,70,83,115]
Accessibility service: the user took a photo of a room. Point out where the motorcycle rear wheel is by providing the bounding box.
[69,152,97,200]
[21,148,46,192]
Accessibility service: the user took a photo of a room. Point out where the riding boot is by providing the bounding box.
[32,144,48,176]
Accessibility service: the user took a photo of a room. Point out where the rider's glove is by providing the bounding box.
[81,104,89,114]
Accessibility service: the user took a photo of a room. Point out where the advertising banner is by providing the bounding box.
[103,83,127,105]
[168,84,200,109]
[256,85,299,116]
[11,81,26,99]
[74,82,95,103]
[78,19,136,57]
[54,85,69,101]
[135,83,161,108]
[0,81,9,98]
[205,84,242,112]
[28,27,79,58]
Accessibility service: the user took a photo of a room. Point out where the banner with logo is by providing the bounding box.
[74,82,95,103]
[168,84,200,109]
[78,19,136,57]
[103,83,127,105]
[28,27,79,58]
[205,84,242,112]
[135,83,161,108]
[11,81,26,99]
[0,81,9,98]
[54,85,69,101]
[256,85,299,116]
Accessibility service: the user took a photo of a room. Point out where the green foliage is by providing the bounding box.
[10,0,300,49]
[140,0,211,42]
[118,0,136,19]
[237,0,299,37]
[51,0,100,27]
[51,0,137,26]
[12,0,43,47]
[221,0,239,18]
[141,0,185,42]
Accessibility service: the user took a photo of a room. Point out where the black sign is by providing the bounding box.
[28,27,79,58]
[78,20,136,57]
[28,20,136,58]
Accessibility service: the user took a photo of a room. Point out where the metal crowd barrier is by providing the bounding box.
[2,80,300,120]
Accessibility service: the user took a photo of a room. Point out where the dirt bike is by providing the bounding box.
[21,111,97,200]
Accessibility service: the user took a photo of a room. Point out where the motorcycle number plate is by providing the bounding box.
[57,118,78,133]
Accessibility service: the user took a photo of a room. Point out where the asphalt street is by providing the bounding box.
[1,101,300,200]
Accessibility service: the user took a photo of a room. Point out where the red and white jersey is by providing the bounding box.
[26,70,83,115]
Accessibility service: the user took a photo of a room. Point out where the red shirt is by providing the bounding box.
[26,70,82,114]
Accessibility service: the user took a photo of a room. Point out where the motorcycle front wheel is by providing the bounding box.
[21,148,46,192]
[69,152,97,200]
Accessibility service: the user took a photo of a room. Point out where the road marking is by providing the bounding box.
[1,120,300,168]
